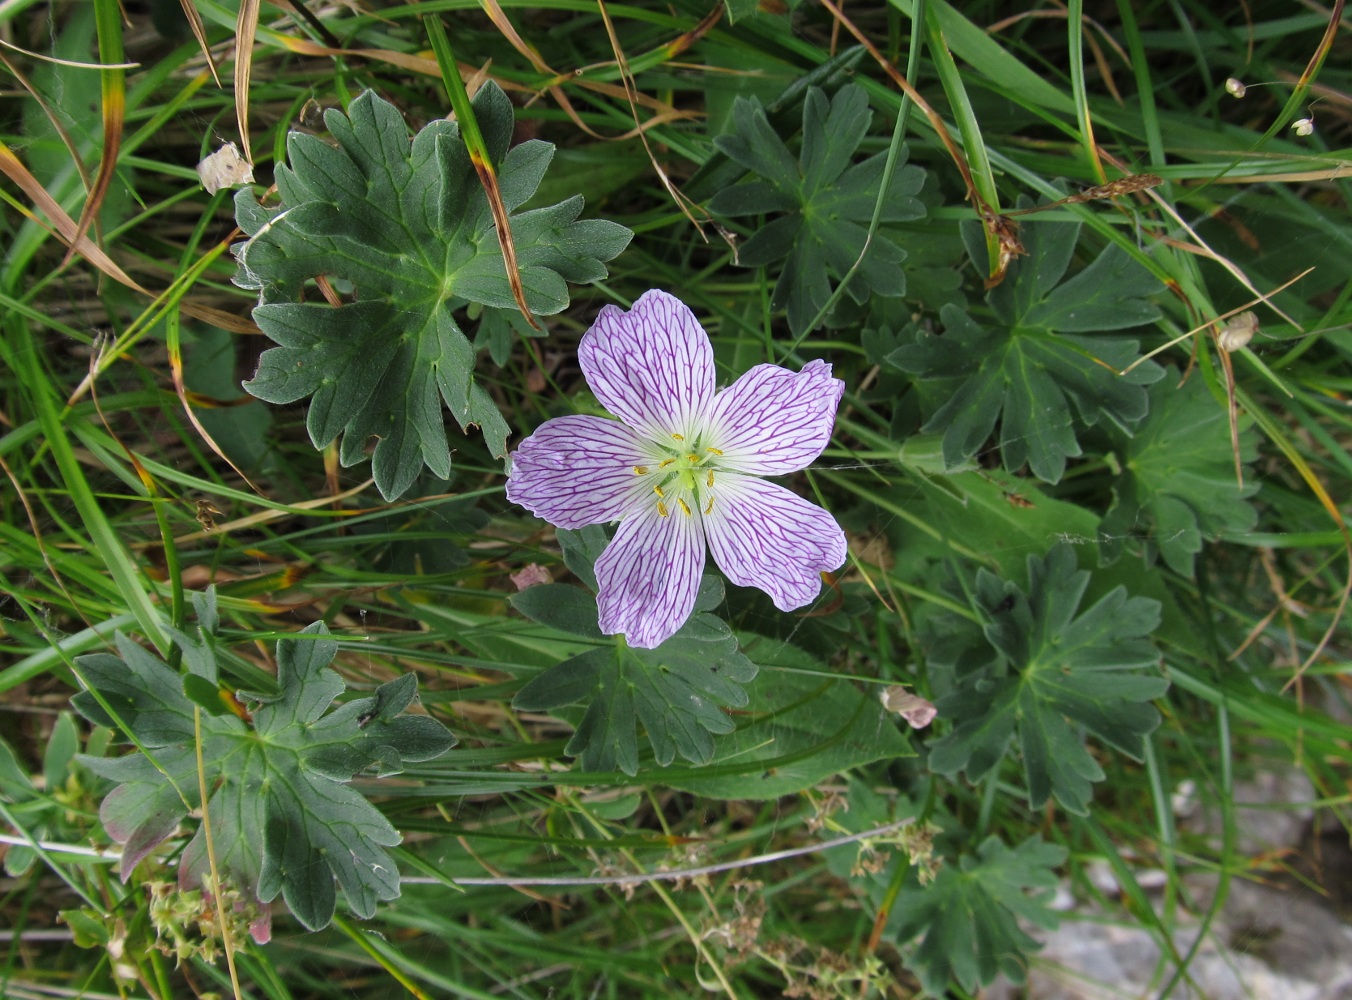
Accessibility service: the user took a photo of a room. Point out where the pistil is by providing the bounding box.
[632,437,725,519]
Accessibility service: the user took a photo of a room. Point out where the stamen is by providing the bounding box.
[653,485,664,497]
[706,447,723,456]
[677,497,692,516]
[659,458,676,468]
[671,433,685,441]
[703,497,715,515]
[706,470,715,488]
[657,501,670,518]
[633,465,648,475]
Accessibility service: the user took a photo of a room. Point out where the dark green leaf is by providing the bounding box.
[892,835,1067,995]
[668,641,913,799]
[514,615,757,776]
[1101,368,1259,576]
[42,711,78,791]
[710,85,926,335]
[0,735,35,799]
[234,86,631,499]
[926,544,1167,814]
[890,221,1164,482]
[557,525,609,591]
[72,625,455,932]
[510,584,605,640]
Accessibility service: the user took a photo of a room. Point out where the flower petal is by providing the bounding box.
[506,415,651,529]
[578,289,715,440]
[596,503,705,649]
[707,359,844,475]
[705,473,847,611]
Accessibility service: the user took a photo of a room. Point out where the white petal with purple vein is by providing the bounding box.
[578,289,715,440]
[707,360,844,475]
[506,415,652,529]
[596,502,706,649]
[704,473,847,611]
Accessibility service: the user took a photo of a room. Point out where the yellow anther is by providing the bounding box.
[704,497,715,515]
[706,470,715,488]
[687,453,699,463]
[657,501,670,517]
[659,458,676,468]
[671,433,685,441]
[677,497,692,516]
[706,447,723,456]
[653,485,664,498]
[633,465,648,475]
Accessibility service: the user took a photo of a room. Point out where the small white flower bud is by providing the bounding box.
[1293,117,1315,137]
[1225,77,1247,98]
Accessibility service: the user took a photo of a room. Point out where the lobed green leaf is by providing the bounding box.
[233,86,631,499]
[73,618,455,933]
[710,84,926,335]
[1100,368,1260,576]
[925,543,1167,814]
[890,221,1164,482]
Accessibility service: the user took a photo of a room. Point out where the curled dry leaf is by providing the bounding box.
[1217,310,1258,352]
[196,142,254,194]
[880,685,937,729]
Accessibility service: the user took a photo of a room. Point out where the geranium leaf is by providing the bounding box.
[72,623,455,933]
[709,84,926,335]
[512,590,757,775]
[667,640,914,799]
[892,834,1067,995]
[233,86,631,499]
[889,221,1164,482]
[925,543,1167,814]
[1101,368,1260,576]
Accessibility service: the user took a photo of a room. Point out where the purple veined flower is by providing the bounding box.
[505,289,849,649]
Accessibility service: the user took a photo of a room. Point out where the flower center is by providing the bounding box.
[632,431,724,519]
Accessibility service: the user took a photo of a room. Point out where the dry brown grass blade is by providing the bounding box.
[177,0,221,85]
[816,0,995,244]
[1098,148,1305,331]
[268,31,693,132]
[63,4,128,272]
[0,37,139,69]
[166,309,266,495]
[1,139,255,336]
[0,139,146,291]
[480,0,704,140]
[234,0,261,165]
[0,451,85,630]
[1118,269,1312,376]
[0,50,93,195]
[181,301,258,334]
[657,6,724,61]
[473,156,539,329]
[595,0,711,236]
[1294,0,1344,93]
[479,0,615,140]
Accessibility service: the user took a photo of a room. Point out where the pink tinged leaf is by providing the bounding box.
[595,502,706,649]
[578,289,715,440]
[707,359,844,475]
[505,415,652,529]
[510,563,552,590]
[704,473,847,612]
[110,814,181,883]
[250,912,272,945]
